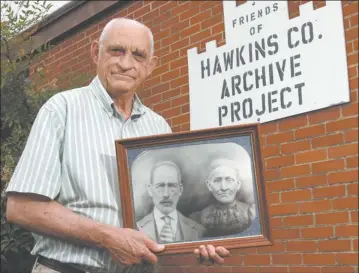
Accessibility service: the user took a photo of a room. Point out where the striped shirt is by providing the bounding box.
[6,76,172,273]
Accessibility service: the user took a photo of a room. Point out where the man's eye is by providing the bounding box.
[112,48,125,54]
[214,178,221,183]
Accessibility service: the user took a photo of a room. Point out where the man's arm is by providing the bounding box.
[6,193,164,266]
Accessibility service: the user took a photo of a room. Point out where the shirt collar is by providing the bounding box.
[90,76,146,118]
[153,206,178,222]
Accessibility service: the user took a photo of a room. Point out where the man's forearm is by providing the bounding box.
[6,193,112,249]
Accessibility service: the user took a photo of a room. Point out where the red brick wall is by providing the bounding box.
[32,1,358,272]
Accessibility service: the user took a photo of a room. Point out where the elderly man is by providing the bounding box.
[190,158,256,237]
[5,18,230,273]
[137,161,205,243]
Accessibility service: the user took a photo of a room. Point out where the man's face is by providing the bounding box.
[91,21,157,96]
[206,166,241,204]
[148,164,183,215]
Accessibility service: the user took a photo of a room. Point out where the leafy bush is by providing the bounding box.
[1,1,56,272]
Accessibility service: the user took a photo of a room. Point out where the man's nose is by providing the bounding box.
[162,185,170,197]
[118,54,134,71]
[220,180,229,190]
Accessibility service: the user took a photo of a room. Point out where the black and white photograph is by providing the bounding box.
[115,124,271,254]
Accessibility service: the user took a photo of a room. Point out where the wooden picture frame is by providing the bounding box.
[115,123,272,255]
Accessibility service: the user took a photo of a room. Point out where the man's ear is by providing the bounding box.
[205,180,212,192]
[147,183,153,197]
[91,40,100,65]
[146,55,158,76]
[236,180,242,191]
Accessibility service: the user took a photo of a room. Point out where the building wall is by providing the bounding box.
[32,1,358,272]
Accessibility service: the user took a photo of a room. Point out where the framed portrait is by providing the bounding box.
[115,123,272,254]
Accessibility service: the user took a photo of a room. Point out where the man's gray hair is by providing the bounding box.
[98,18,154,57]
[150,161,182,185]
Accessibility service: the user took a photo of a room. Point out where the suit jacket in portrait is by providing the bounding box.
[136,211,205,243]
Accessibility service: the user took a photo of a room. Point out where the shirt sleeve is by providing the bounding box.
[6,101,64,199]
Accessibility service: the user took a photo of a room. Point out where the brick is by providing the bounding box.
[272,254,302,265]
[282,189,312,202]
[257,242,285,253]
[287,241,317,252]
[171,94,189,107]
[267,131,294,145]
[312,133,344,148]
[171,1,191,16]
[295,124,325,139]
[266,155,294,168]
[289,267,321,273]
[180,24,201,38]
[272,229,300,239]
[267,193,280,204]
[258,267,288,273]
[190,29,211,44]
[336,225,359,237]
[153,101,171,112]
[351,211,358,222]
[282,215,313,227]
[328,143,359,158]
[347,182,358,195]
[313,185,346,198]
[336,253,359,265]
[201,13,223,30]
[281,140,310,154]
[243,254,270,265]
[334,196,359,210]
[161,51,179,65]
[262,145,280,158]
[281,164,310,178]
[295,149,327,164]
[170,75,188,88]
[152,64,170,78]
[347,154,359,168]
[317,211,350,225]
[270,203,298,216]
[156,266,185,273]
[353,238,358,250]
[342,101,358,117]
[320,266,355,273]
[264,169,280,181]
[279,115,308,131]
[266,179,295,192]
[301,227,333,239]
[162,106,181,119]
[260,121,278,134]
[312,159,345,174]
[303,254,335,265]
[349,76,359,90]
[299,200,332,213]
[232,267,257,273]
[190,9,211,25]
[170,57,188,70]
[181,103,189,113]
[271,217,282,228]
[308,107,341,124]
[161,69,180,82]
[172,113,189,125]
[327,117,358,133]
[328,170,358,184]
[179,5,200,21]
[345,26,359,41]
[318,240,351,251]
[344,129,359,142]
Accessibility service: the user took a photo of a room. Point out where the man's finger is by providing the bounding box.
[144,237,165,253]
[193,248,200,259]
[141,248,159,264]
[206,245,224,265]
[215,246,231,257]
[199,245,209,260]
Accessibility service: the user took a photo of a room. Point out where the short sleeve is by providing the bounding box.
[6,102,64,199]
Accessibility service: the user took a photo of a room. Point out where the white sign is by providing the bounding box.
[188,1,350,130]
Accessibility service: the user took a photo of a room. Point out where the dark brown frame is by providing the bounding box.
[115,123,272,255]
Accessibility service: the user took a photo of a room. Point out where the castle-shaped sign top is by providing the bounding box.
[187,0,349,130]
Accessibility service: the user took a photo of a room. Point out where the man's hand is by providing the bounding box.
[102,227,165,266]
[193,245,230,265]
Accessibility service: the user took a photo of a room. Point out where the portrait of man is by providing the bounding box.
[190,158,256,237]
[136,161,205,243]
